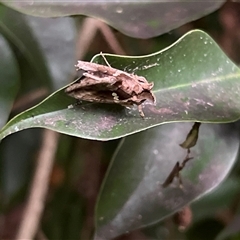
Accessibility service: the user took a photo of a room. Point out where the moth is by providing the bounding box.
[65,54,156,117]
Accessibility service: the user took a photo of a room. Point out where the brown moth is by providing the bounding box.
[65,55,156,117]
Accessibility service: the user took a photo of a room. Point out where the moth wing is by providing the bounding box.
[83,72,118,85]
[75,61,102,72]
[75,61,117,75]
[138,91,156,104]
[65,73,120,94]
[67,89,123,104]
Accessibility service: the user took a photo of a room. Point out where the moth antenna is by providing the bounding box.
[100,52,112,68]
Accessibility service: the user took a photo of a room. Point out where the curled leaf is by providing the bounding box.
[180,122,201,149]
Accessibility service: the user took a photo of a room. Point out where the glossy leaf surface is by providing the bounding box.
[0,5,52,88]
[25,15,77,89]
[95,123,239,239]
[0,35,19,128]
[1,30,240,141]
[1,1,225,39]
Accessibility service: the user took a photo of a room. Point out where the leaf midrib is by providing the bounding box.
[154,72,240,93]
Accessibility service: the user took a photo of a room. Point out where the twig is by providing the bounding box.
[76,17,126,60]
[79,140,103,240]
[15,130,59,240]
[12,88,49,113]
[97,20,126,55]
[76,18,100,60]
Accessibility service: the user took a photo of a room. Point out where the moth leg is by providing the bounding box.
[138,105,145,118]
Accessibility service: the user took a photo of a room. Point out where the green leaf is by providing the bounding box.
[1,1,225,39]
[1,30,240,141]
[0,35,20,128]
[191,176,240,223]
[94,122,239,239]
[0,4,52,88]
[25,15,77,89]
